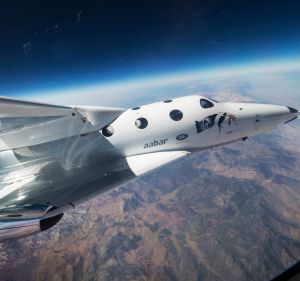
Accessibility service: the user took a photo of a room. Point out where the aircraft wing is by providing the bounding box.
[0,96,191,241]
[0,96,126,223]
[0,96,124,151]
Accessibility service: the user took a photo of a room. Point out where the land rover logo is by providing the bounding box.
[144,139,168,149]
[176,134,188,141]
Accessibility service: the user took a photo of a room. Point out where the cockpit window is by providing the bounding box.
[200,99,214,108]
[169,109,183,121]
[135,117,148,129]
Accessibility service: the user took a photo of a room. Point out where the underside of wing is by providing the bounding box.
[0,96,124,151]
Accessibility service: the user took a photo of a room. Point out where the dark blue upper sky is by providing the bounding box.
[1,0,300,94]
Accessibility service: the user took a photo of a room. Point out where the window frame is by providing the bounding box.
[200,98,215,109]
[135,117,148,129]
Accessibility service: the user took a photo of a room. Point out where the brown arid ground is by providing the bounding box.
[0,119,299,281]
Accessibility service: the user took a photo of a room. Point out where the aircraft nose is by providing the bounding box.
[231,103,298,128]
[258,104,298,126]
[287,106,298,114]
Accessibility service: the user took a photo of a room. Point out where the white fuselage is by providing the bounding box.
[102,95,296,157]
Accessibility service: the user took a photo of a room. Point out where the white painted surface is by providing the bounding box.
[127,151,190,176]
[103,95,295,157]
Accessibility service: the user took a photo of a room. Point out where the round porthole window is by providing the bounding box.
[163,99,173,103]
[169,109,183,121]
[102,125,114,137]
[132,106,140,110]
[135,117,148,129]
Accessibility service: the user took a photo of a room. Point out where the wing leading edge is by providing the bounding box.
[0,96,124,151]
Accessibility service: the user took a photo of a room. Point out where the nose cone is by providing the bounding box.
[284,106,299,124]
[224,102,298,132]
[234,103,293,119]
[255,104,290,117]
[287,106,298,114]
[249,103,298,129]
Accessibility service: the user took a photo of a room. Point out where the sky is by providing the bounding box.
[1,0,300,95]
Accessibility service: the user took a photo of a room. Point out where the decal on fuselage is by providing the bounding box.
[228,114,237,126]
[216,113,238,132]
[195,114,218,133]
[144,139,168,149]
[176,134,189,141]
[217,113,227,133]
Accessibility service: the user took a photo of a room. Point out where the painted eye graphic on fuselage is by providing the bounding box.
[217,113,227,133]
[176,134,189,141]
[195,114,218,133]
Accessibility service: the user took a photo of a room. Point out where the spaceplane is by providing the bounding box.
[0,95,298,241]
